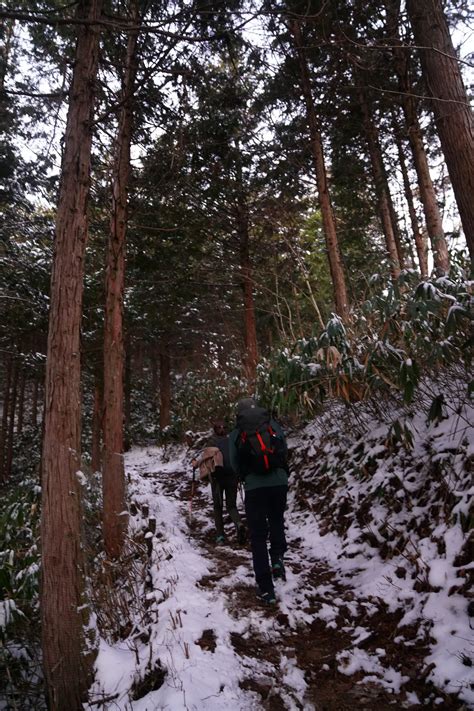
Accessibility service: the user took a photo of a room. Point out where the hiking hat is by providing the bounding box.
[236,397,257,415]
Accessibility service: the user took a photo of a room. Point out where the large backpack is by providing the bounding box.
[236,406,287,476]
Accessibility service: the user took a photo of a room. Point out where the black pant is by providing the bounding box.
[210,473,242,536]
[244,485,288,594]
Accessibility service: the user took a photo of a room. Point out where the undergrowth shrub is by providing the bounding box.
[258,271,472,420]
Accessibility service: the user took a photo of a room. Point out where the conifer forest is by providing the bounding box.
[0,1,473,709]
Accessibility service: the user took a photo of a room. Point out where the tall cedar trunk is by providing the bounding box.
[393,124,429,276]
[289,19,349,318]
[5,357,19,479]
[40,1,102,707]
[237,204,258,383]
[0,354,12,482]
[91,382,102,473]
[159,347,171,430]
[406,0,474,264]
[359,89,402,277]
[385,0,449,273]
[103,4,139,559]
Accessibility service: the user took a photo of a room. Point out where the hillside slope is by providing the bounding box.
[88,383,472,709]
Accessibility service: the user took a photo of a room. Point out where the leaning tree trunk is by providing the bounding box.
[393,121,429,277]
[359,88,403,278]
[40,1,102,707]
[406,0,474,264]
[385,0,450,273]
[103,2,139,559]
[237,203,259,384]
[289,19,349,318]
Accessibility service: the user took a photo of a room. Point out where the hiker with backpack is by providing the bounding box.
[228,398,289,605]
[191,421,247,546]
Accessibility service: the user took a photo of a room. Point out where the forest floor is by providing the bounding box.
[88,443,472,711]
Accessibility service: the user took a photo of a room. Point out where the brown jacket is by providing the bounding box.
[194,446,223,480]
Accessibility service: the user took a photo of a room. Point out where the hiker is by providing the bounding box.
[228,398,289,605]
[191,421,246,546]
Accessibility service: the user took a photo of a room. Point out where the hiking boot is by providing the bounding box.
[271,558,286,581]
[237,525,247,545]
[256,589,277,605]
[215,535,226,545]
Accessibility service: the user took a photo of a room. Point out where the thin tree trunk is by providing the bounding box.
[385,0,450,273]
[0,354,13,482]
[103,1,139,559]
[151,343,159,413]
[393,122,429,276]
[237,204,259,382]
[289,18,349,319]
[31,377,39,427]
[16,367,25,435]
[406,0,474,264]
[91,382,102,473]
[159,346,171,430]
[5,357,19,480]
[359,88,402,278]
[40,1,102,707]
[0,18,15,92]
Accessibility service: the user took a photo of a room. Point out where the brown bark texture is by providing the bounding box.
[237,203,259,383]
[102,5,139,558]
[40,0,102,707]
[290,19,349,318]
[406,0,474,265]
[359,89,402,278]
[385,0,449,273]
[393,125,429,276]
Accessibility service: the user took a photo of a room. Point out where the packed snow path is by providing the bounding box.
[88,445,472,710]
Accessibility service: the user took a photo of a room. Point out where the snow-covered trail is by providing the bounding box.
[87,445,472,710]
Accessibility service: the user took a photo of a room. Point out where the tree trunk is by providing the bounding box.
[40,1,102,707]
[16,367,25,436]
[289,19,349,319]
[0,18,15,92]
[237,203,259,383]
[385,0,449,273]
[31,377,39,427]
[393,122,429,276]
[0,354,12,482]
[406,0,474,264]
[159,346,171,430]
[5,356,19,479]
[91,382,102,474]
[359,89,402,278]
[102,1,139,559]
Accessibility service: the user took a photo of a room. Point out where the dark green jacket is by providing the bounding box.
[228,419,288,492]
